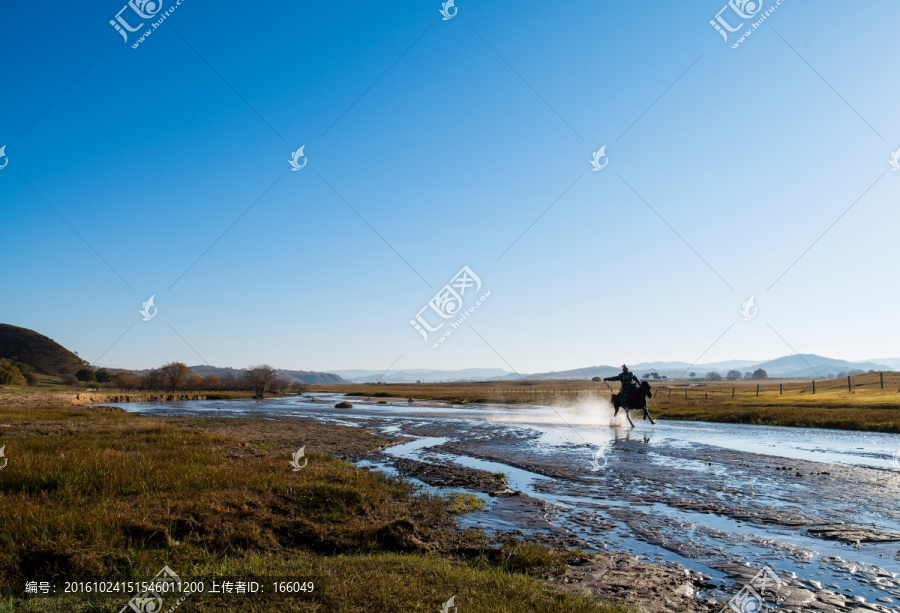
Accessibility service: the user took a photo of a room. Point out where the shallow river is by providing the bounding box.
[109,394,900,609]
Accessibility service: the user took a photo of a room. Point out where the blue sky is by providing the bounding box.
[1,0,897,373]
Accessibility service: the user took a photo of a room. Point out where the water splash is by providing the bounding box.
[486,393,628,428]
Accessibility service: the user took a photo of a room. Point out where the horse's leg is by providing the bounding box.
[644,405,656,424]
[624,409,635,427]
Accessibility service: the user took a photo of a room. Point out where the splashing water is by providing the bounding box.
[486,393,629,428]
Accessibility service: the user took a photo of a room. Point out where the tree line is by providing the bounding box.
[704,369,769,381]
[76,363,307,398]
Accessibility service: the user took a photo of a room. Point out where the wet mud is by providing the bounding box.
[110,394,900,612]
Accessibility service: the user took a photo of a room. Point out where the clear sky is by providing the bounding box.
[1,0,898,374]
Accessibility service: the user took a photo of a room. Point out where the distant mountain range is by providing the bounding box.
[342,355,897,383]
[519,355,894,380]
[188,365,346,385]
[332,368,510,384]
[864,358,900,370]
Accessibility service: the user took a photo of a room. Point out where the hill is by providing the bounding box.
[331,368,512,383]
[750,355,891,378]
[0,324,85,376]
[188,365,346,385]
[525,355,894,380]
[866,358,900,370]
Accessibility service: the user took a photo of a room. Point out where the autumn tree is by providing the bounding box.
[752,369,768,380]
[202,373,221,391]
[0,359,26,386]
[245,365,279,398]
[269,376,291,394]
[288,382,310,394]
[187,374,203,390]
[142,369,163,391]
[159,362,192,393]
[115,373,141,391]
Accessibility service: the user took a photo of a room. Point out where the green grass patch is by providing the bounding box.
[0,406,625,612]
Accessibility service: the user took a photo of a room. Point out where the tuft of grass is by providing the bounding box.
[445,492,486,514]
[498,543,581,575]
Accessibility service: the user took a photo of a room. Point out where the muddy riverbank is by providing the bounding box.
[107,393,900,612]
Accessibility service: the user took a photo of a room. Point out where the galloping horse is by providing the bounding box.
[611,381,656,426]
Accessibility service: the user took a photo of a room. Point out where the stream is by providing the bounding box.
[108,393,900,611]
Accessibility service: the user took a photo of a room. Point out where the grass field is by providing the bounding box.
[312,371,900,433]
[0,404,626,613]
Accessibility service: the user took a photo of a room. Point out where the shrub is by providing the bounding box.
[24,372,40,386]
[445,493,485,514]
[0,359,26,386]
[335,401,353,409]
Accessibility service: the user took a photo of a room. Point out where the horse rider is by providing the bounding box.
[604,365,640,406]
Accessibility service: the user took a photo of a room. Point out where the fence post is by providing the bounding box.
[847,376,851,392]
[685,389,688,400]
[705,392,708,399]
[881,372,884,389]
[756,384,760,396]
[668,389,672,397]
[812,380,815,394]
[780,383,783,395]
[732,388,735,398]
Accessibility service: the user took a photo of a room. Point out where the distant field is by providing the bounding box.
[312,371,900,433]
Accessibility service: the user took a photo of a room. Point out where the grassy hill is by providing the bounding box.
[0,324,84,376]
